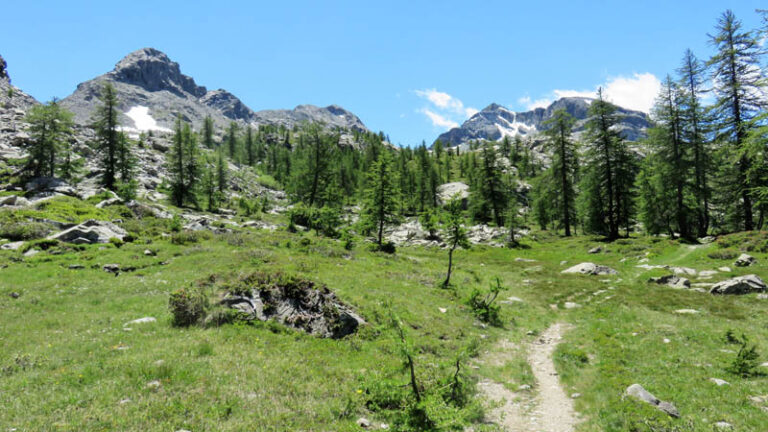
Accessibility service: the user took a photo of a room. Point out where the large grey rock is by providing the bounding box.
[0,195,30,207]
[219,276,365,339]
[734,253,757,267]
[24,177,78,197]
[436,182,470,206]
[562,262,618,276]
[624,384,679,418]
[710,274,766,295]
[48,219,127,244]
[649,274,691,289]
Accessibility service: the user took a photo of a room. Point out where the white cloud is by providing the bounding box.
[415,89,478,130]
[420,108,459,129]
[521,73,662,113]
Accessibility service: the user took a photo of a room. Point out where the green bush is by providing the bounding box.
[288,204,343,238]
[466,278,503,327]
[708,249,737,260]
[109,237,124,248]
[727,334,762,378]
[168,287,209,327]
[170,230,212,245]
[0,222,50,241]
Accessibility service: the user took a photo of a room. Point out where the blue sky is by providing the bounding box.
[1,0,764,146]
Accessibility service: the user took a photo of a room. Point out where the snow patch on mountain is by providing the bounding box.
[120,106,172,137]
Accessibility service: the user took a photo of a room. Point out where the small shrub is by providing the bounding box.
[109,237,124,248]
[168,215,183,232]
[727,334,762,378]
[708,249,737,260]
[20,238,60,253]
[299,237,311,247]
[170,230,212,245]
[0,222,50,241]
[466,278,503,326]
[378,241,396,254]
[168,287,209,327]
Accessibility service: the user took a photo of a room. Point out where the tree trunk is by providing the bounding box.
[443,246,454,288]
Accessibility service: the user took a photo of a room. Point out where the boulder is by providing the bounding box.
[624,384,680,418]
[436,182,469,206]
[710,274,766,295]
[1,241,24,250]
[24,177,79,197]
[649,274,691,289]
[562,262,618,276]
[588,246,602,254]
[48,220,127,244]
[219,275,365,339]
[125,200,173,219]
[0,195,30,207]
[734,253,757,267]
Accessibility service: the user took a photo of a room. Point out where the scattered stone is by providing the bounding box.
[68,264,85,270]
[588,246,602,254]
[506,296,524,303]
[571,393,581,399]
[714,422,733,430]
[24,177,78,197]
[518,384,531,390]
[23,249,39,257]
[561,262,618,276]
[95,197,123,208]
[663,338,671,344]
[758,294,768,300]
[143,249,156,256]
[356,417,371,428]
[670,266,697,276]
[48,219,127,244]
[119,398,131,405]
[699,236,717,244]
[564,302,581,309]
[674,309,700,314]
[560,260,568,265]
[514,257,536,262]
[718,266,732,272]
[698,270,719,278]
[735,253,757,267]
[649,274,690,289]
[146,380,161,390]
[0,241,24,250]
[710,274,766,295]
[438,307,447,313]
[624,384,679,418]
[0,194,30,207]
[9,292,20,299]
[102,264,120,275]
[125,317,156,326]
[709,378,729,386]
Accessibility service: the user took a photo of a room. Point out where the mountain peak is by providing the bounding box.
[482,103,504,112]
[109,48,206,97]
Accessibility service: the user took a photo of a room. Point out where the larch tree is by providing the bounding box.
[708,9,766,231]
[92,82,120,190]
[202,116,215,149]
[23,98,74,179]
[542,108,578,236]
[363,150,400,247]
[441,197,470,288]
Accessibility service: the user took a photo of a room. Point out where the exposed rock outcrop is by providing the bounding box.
[710,275,766,295]
[48,219,127,244]
[561,262,618,276]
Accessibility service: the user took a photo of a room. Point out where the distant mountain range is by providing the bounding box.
[59,48,368,134]
[435,97,650,147]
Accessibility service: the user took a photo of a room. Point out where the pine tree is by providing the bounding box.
[290,125,337,207]
[708,10,767,231]
[580,88,636,239]
[92,82,121,190]
[202,116,215,149]
[363,150,400,247]
[245,126,255,166]
[226,121,238,159]
[542,108,578,236]
[678,49,712,236]
[471,143,507,226]
[167,117,201,207]
[647,75,691,239]
[216,145,228,197]
[23,99,74,179]
[442,197,470,288]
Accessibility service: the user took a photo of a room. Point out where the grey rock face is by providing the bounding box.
[436,181,470,205]
[48,219,127,244]
[710,274,766,295]
[561,262,618,276]
[436,97,650,147]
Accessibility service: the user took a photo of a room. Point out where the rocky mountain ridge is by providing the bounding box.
[60,48,368,134]
[436,97,650,147]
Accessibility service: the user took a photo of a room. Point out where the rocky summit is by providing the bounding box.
[436,97,650,147]
[60,48,368,133]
